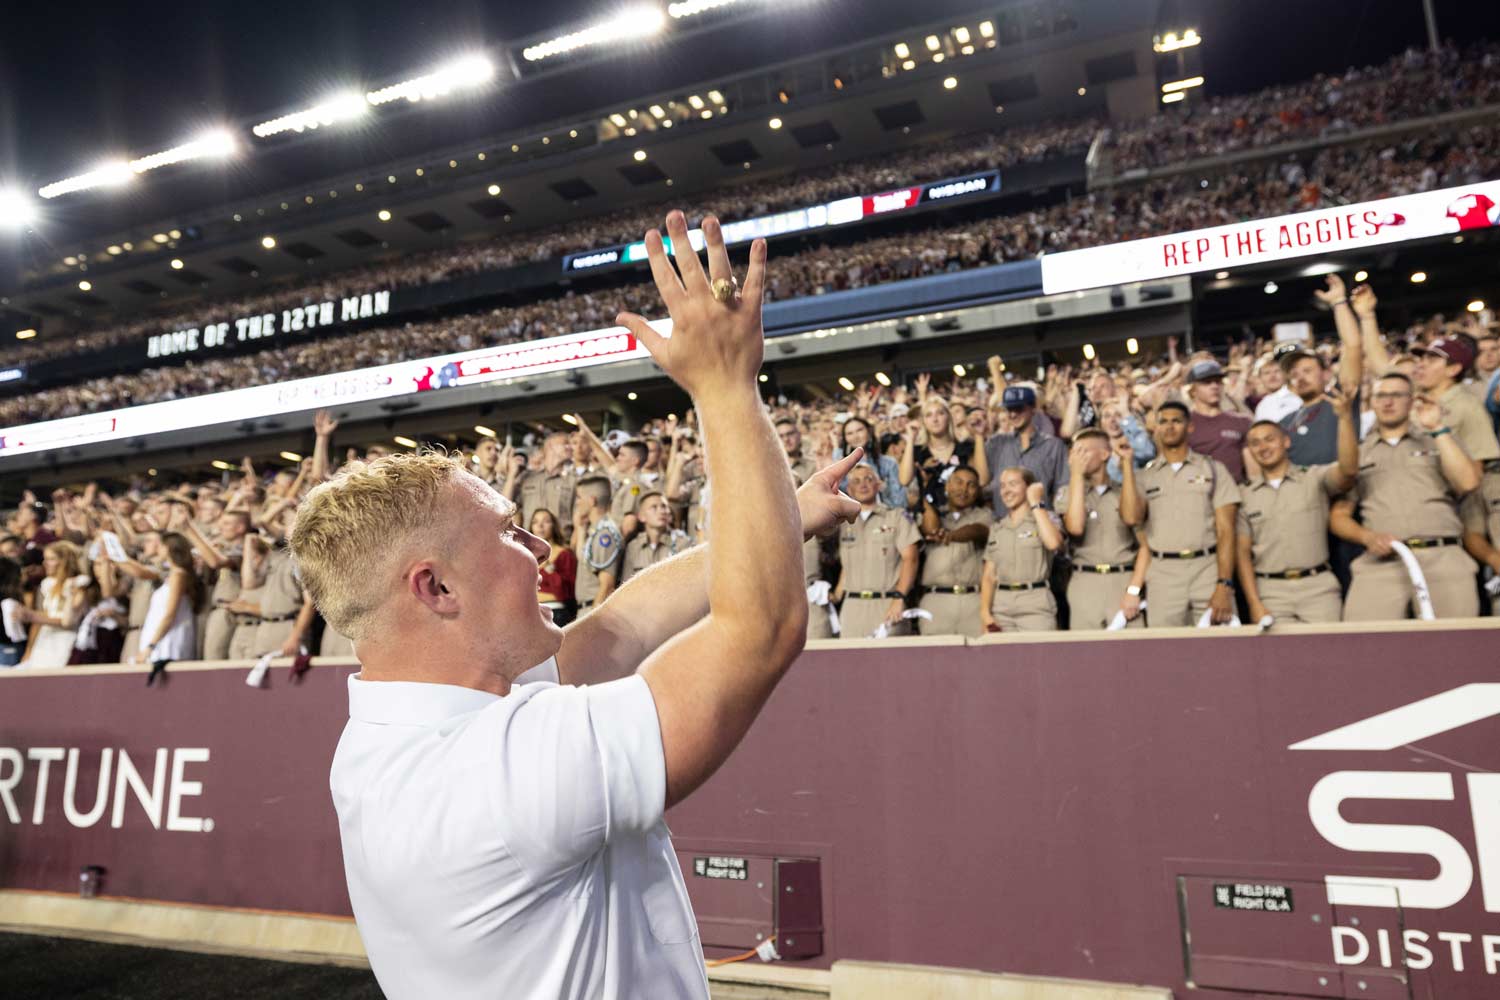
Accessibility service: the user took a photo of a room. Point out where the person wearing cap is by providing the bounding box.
[1331,372,1482,620]
[983,385,1069,513]
[1185,359,1252,481]
[1410,334,1500,559]
[916,465,990,636]
[1252,350,1300,424]
[1277,275,1366,467]
[1236,387,1359,624]
[980,467,1064,632]
[832,464,920,639]
[1058,430,1149,629]
[1121,401,1241,627]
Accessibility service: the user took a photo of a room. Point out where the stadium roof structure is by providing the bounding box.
[0,0,1160,328]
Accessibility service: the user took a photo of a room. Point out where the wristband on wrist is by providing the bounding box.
[1126,584,1142,597]
[1330,298,1349,307]
[1216,578,1234,588]
[1429,426,1452,438]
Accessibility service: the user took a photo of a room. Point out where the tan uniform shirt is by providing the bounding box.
[1056,481,1137,567]
[575,517,624,605]
[259,547,303,618]
[620,529,690,583]
[609,472,658,524]
[838,506,920,595]
[1440,384,1500,462]
[983,512,1057,585]
[919,507,989,588]
[518,467,578,535]
[803,535,825,586]
[789,456,817,487]
[1348,429,1464,538]
[1133,452,1241,553]
[1237,465,1342,572]
[209,563,241,606]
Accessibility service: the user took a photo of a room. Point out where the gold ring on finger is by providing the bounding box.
[712,277,737,303]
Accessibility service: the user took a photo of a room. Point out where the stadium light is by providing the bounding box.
[1153,29,1201,53]
[128,128,237,173]
[925,34,940,51]
[953,26,971,44]
[365,54,495,105]
[1126,338,1139,354]
[487,184,502,195]
[1410,271,1428,283]
[874,372,891,386]
[943,76,958,90]
[38,160,132,199]
[261,236,277,249]
[893,42,910,58]
[78,280,92,291]
[561,414,579,426]
[211,460,236,471]
[170,259,184,270]
[668,0,739,17]
[523,7,666,62]
[394,436,419,448]
[1215,270,1230,280]
[626,392,638,400]
[1264,281,1278,294]
[952,363,967,376]
[252,92,367,138]
[474,425,497,438]
[0,188,38,227]
[15,329,36,340]
[377,209,392,221]
[768,117,782,129]
[687,94,705,109]
[1469,300,1486,313]
[1162,92,1186,104]
[280,451,303,462]
[1161,76,1205,94]
[1081,344,1096,361]
[978,20,994,37]
[633,149,647,161]
[1354,269,1369,282]
[837,376,855,391]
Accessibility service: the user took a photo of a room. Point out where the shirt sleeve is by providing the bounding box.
[896,512,922,550]
[1211,461,1242,508]
[482,675,666,881]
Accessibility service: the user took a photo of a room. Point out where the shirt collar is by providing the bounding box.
[347,657,557,725]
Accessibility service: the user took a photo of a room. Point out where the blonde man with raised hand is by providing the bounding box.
[294,210,859,1000]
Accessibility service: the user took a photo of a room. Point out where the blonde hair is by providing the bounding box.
[43,540,83,582]
[290,451,463,641]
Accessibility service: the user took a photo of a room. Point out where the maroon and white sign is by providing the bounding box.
[1,626,1497,997]
[1040,181,1500,294]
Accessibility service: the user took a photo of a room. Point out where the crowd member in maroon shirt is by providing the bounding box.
[530,509,579,626]
[1185,360,1253,481]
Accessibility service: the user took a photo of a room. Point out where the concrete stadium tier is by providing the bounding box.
[1,621,1497,998]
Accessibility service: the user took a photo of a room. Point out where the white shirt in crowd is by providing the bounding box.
[1253,385,1301,424]
[331,657,710,1000]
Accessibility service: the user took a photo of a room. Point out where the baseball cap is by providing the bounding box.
[1411,336,1476,373]
[1001,386,1037,410]
[1274,341,1320,371]
[888,402,911,419]
[603,429,631,452]
[1186,360,1225,384]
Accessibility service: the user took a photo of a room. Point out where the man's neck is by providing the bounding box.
[1378,419,1411,439]
[1086,467,1109,488]
[1160,443,1191,463]
[860,500,879,513]
[1017,425,1034,447]
[1297,392,1325,408]
[587,510,606,527]
[1430,377,1458,397]
[1259,458,1290,481]
[645,525,665,545]
[1191,400,1220,416]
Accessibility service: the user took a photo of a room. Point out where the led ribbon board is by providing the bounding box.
[561,169,1001,273]
[1039,181,1500,294]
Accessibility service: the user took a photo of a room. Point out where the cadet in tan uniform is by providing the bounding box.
[1414,337,1500,544]
[618,492,690,583]
[608,440,654,539]
[1059,431,1148,630]
[916,466,989,636]
[779,429,835,639]
[182,509,250,659]
[1121,401,1241,627]
[226,533,272,660]
[1332,372,1482,620]
[980,466,1064,632]
[512,433,578,539]
[833,464,920,639]
[1236,388,1358,624]
[571,476,623,614]
[777,419,818,487]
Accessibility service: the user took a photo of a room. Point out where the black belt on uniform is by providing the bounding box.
[1150,546,1217,560]
[258,613,296,623]
[1256,562,1331,580]
[994,580,1049,591]
[847,590,905,600]
[1403,536,1460,549]
[1483,459,1500,473]
[919,585,978,595]
[1072,560,1134,574]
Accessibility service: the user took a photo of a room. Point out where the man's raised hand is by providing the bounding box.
[796,448,864,539]
[615,211,767,400]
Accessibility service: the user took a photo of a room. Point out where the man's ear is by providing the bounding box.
[408,560,459,615]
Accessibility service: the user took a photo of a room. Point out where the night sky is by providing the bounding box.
[2,0,1498,190]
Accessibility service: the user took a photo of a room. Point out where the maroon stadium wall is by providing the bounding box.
[1,623,1497,999]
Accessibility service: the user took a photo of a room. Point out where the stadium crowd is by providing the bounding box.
[3,271,1499,669]
[3,116,1497,427]
[7,40,1498,374]
[1107,41,1500,170]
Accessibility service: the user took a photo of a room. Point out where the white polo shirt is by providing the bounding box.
[330,658,710,1000]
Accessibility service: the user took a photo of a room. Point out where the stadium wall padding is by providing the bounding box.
[1,623,1496,998]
